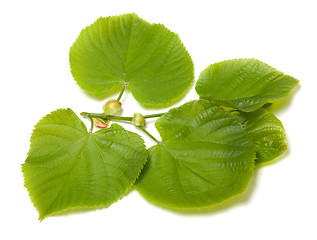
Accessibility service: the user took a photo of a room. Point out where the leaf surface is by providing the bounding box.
[22,109,147,220]
[235,108,287,164]
[69,13,194,107]
[135,100,255,208]
[196,58,299,111]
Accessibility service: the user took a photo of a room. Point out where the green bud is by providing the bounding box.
[102,99,122,115]
[132,113,146,127]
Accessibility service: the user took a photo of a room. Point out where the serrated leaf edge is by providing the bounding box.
[22,111,148,220]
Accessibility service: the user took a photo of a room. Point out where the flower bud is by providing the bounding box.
[102,99,122,115]
[93,118,110,128]
[132,113,146,127]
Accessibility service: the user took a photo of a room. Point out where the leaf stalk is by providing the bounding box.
[81,111,164,142]
[117,84,126,101]
[81,112,165,122]
[138,126,160,144]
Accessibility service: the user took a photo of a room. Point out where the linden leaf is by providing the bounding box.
[22,109,147,220]
[196,58,299,112]
[235,108,287,164]
[135,100,255,208]
[69,13,194,107]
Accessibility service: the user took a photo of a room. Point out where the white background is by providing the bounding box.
[1,0,316,239]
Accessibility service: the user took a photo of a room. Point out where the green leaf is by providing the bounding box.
[22,109,147,220]
[135,100,255,208]
[196,58,299,112]
[69,13,194,107]
[235,108,287,164]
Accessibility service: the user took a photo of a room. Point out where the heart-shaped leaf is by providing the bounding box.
[22,109,147,220]
[195,58,299,112]
[235,108,287,164]
[135,100,255,208]
[69,13,194,107]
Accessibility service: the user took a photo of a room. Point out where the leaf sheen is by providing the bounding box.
[135,100,255,208]
[22,108,147,220]
[69,13,194,107]
[195,58,299,112]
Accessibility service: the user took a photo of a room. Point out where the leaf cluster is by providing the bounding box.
[22,13,298,220]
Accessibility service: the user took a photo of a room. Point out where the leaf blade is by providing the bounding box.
[196,58,299,111]
[22,109,147,220]
[70,13,194,106]
[135,100,255,208]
